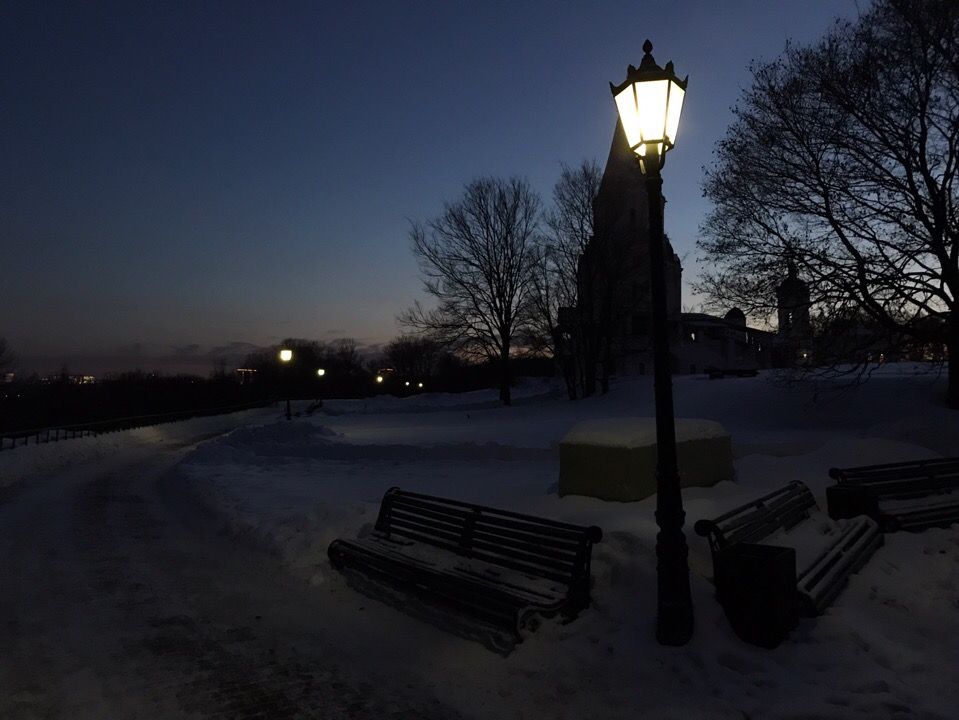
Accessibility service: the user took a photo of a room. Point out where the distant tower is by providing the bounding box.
[776,258,812,363]
[724,307,746,326]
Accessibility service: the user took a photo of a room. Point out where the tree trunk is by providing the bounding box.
[949,313,959,409]
[499,344,512,406]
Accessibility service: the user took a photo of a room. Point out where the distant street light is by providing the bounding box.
[315,367,327,409]
[611,39,692,646]
[404,381,410,387]
[417,382,424,389]
[279,348,293,420]
[376,375,384,384]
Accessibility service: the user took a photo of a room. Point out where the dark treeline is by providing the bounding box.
[241,337,555,400]
[0,337,556,433]
[0,372,270,434]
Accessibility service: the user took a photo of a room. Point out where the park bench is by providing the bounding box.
[327,487,603,654]
[826,457,959,532]
[695,481,882,620]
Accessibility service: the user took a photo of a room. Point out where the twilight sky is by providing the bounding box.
[1,0,862,375]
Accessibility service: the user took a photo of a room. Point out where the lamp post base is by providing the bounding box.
[655,518,694,646]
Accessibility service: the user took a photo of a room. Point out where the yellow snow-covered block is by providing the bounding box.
[559,417,733,502]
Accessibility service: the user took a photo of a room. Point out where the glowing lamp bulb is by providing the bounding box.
[417,382,424,388]
[279,349,293,363]
[404,381,410,387]
[317,368,326,377]
[376,375,384,383]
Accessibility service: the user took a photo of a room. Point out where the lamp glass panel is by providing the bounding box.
[665,81,685,145]
[635,78,669,143]
[614,85,642,149]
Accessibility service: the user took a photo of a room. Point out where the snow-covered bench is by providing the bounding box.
[827,457,959,532]
[695,481,882,617]
[327,487,603,654]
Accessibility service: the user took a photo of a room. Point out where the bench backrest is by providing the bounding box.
[373,487,603,592]
[830,457,959,498]
[694,481,817,555]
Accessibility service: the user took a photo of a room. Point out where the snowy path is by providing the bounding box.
[0,418,461,719]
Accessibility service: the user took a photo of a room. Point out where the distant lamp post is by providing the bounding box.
[279,348,293,420]
[404,381,410,387]
[417,382,424,389]
[315,367,327,409]
[611,40,693,646]
[376,375,384,384]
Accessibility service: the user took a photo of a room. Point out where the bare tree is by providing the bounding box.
[402,177,541,405]
[697,0,959,405]
[527,160,603,399]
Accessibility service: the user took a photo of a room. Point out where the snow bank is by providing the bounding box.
[174,367,959,719]
[0,407,276,489]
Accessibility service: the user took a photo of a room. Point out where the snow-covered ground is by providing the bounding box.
[171,365,959,719]
[45,366,959,719]
[0,407,276,491]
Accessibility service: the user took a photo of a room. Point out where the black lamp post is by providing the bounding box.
[315,367,326,407]
[279,348,293,420]
[611,40,693,646]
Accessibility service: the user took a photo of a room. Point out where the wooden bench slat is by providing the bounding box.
[389,508,467,536]
[364,536,567,603]
[471,526,580,560]
[796,516,883,615]
[831,457,959,479]
[466,551,573,586]
[330,487,601,651]
[387,508,582,559]
[468,538,577,576]
[695,481,880,618]
[393,488,598,533]
[388,496,472,522]
[332,544,530,627]
[342,538,560,608]
[387,521,464,549]
[473,513,590,542]
[389,496,590,544]
[827,456,959,532]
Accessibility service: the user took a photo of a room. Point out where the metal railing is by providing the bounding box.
[0,398,273,452]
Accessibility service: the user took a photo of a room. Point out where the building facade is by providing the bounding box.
[557,119,809,378]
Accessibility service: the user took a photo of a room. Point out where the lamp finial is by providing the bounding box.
[643,39,653,55]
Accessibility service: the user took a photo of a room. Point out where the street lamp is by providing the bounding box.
[314,367,327,410]
[279,348,293,420]
[611,39,693,646]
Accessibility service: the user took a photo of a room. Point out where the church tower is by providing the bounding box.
[572,118,682,376]
[776,258,812,363]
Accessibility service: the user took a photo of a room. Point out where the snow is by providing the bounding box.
[166,367,958,717]
[0,407,276,490]
[563,417,727,447]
